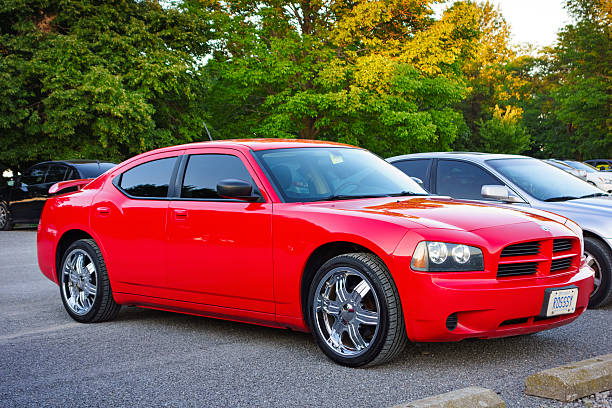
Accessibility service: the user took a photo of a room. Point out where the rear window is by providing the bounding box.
[391,159,431,186]
[119,157,176,198]
[77,163,116,178]
[45,165,68,183]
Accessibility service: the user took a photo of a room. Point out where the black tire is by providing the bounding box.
[585,237,612,308]
[59,238,121,322]
[307,253,408,367]
[0,202,13,231]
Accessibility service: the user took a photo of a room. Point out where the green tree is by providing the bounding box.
[202,0,481,157]
[0,0,213,171]
[516,0,611,159]
[545,0,612,159]
[478,105,530,153]
[452,1,532,154]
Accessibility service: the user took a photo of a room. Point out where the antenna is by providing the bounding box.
[203,121,213,141]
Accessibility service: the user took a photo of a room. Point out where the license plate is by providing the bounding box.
[545,288,578,317]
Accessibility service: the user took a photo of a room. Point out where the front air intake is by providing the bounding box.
[553,239,573,253]
[497,262,538,278]
[551,257,573,272]
[446,313,458,331]
[500,241,540,257]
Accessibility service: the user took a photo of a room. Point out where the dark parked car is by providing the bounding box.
[0,160,115,230]
[585,159,612,172]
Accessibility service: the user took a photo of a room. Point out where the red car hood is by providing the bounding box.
[306,196,566,232]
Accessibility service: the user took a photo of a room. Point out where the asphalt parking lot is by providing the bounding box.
[1,230,611,407]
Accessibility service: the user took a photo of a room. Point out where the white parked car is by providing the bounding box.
[545,159,588,181]
[563,161,612,193]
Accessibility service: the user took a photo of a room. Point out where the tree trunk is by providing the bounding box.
[299,117,318,139]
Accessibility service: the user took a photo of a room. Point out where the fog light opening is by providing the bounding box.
[446,313,458,331]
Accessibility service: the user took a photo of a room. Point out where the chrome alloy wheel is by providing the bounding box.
[585,251,602,298]
[313,267,380,357]
[0,204,7,229]
[61,249,98,315]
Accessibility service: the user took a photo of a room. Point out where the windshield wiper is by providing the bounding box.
[545,192,610,202]
[578,192,610,199]
[389,191,430,197]
[324,194,390,201]
[544,196,579,202]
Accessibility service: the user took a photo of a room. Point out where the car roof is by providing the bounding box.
[132,139,359,159]
[35,160,116,167]
[171,139,356,152]
[386,152,532,163]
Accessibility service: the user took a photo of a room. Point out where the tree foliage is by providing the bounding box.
[452,1,532,153]
[0,0,610,171]
[202,0,481,157]
[543,0,612,159]
[0,0,213,171]
[478,105,530,154]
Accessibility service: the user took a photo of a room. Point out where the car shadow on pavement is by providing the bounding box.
[110,304,606,372]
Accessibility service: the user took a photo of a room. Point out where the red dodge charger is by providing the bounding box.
[37,140,594,366]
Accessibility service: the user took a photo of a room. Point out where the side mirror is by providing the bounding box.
[410,176,424,185]
[217,179,259,202]
[481,185,524,203]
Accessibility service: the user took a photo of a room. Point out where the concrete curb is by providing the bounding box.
[525,353,612,402]
[392,386,506,408]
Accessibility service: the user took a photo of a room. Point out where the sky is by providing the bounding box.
[434,0,571,48]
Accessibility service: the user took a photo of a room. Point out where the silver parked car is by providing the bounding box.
[562,160,612,192]
[387,152,612,308]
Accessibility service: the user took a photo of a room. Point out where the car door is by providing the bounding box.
[434,159,506,201]
[9,164,50,223]
[165,148,274,313]
[390,159,433,191]
[91,152,181,296]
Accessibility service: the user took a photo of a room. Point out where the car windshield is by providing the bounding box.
[487,158,606,201]
[564,161,598,173]
[254,147,428,202]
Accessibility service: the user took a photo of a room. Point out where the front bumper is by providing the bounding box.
[400,264,594,342]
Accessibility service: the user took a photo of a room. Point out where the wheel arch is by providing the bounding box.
[55,229,95,281]
[300,241,389,329]
[583,230,612,251]
[582,229,612,308]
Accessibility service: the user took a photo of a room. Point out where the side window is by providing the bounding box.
[181,154,255,199]
[65,168,78,180]
[436,160,503,200]
[45,165,68,184]
[392,159,431,186]
[119,157,176,198]
[22,165,49,185]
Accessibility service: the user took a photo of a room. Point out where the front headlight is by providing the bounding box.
[411,241,484,272]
